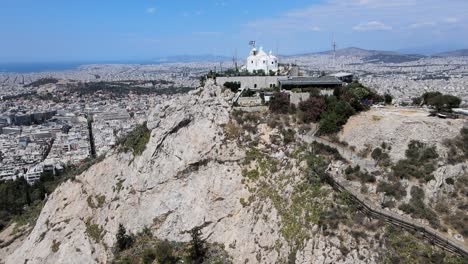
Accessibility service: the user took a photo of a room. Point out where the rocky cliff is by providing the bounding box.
[3,81,441,263]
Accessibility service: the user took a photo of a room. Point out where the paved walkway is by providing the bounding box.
[301,132,377,171]
[300,131,468,257]
[327,172,468,257]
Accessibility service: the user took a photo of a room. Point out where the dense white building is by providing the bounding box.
[25,164,43,185]
[244,47,278,74]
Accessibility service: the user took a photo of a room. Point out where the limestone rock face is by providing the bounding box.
[4,81,266,264]
[4,80,381,264]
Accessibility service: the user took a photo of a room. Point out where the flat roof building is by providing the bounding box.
[330,72,354,83]
[279,76,343,90]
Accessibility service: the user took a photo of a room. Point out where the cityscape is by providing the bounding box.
[0,0,468,263]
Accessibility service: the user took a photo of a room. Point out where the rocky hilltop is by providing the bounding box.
[4,81,246,263]
[2,80,464,264]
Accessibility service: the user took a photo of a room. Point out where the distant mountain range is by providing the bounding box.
[432,49,468,57]
[294,47,468,57]
[316,47,398,57]
[282,47,468,63]
[153,54,231,63]
[283,47,423,63]
[149,48,467,64]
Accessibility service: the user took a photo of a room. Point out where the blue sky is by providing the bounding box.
[1,0,467,62]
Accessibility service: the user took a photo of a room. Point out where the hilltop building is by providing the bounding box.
[279,76,343,90]
[330,72,354,83]
[244,47,278,74]
[214,44,355,107]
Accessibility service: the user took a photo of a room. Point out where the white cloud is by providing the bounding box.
[246,0,468,34]
[309,26,322,32]
[192,31,223,36]
[353,21,392,31]
[326,0,415,9]
[444,17,458,23]
[408,22,437,29]
[215,0,227,7]
[146,8,156,14]
[245,19,323,33]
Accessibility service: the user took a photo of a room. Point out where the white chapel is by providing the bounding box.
[244,47,278,74]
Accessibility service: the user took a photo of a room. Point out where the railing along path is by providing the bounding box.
[301,133,468,257]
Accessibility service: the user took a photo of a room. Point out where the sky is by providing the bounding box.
[1,0,467,62]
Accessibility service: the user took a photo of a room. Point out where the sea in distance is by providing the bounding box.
[0,62,86,73]
[0,60,161,74]
[0,55,229,73]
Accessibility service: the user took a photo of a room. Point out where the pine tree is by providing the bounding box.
[116,224,134,251]
[189,226,207,264]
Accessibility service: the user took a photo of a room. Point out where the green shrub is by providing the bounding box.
[153,240,179,264]
[382,225,465,263]
[412,97,422,105]
[87,196,96,208]
[384,94,393,104]
[141,248,157,264]
[269,92,293,114]
[243,147,262,165]
[376,181,406,200]
[427,94,461,110]
[281,129,296,144]
[116,224,134,251]
[318,206,350,230]
[446,211,468,237]
[223,81,241,92]
[86,219,104,243]
[118,122,151,156]
[398,186,440,228]
[311,142,344,161]
[393,141,438,182]
[224,121,242,141]
[113,227,231,264]
[371,147,383,160]
[445,178,455,185]
[298,97,326,123]
[444,128,468,164]
[318,112,340,134]
[51,240,61,253]
[318,98,356,135]
[415,92,461,110]
[189,226,207,263]
[316,83,384,134]
[406,141,438,161]
[344,166,376,183]
[243,169,260,181]
[371,147,392,167]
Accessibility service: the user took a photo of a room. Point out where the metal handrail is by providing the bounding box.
[305,134,468,257]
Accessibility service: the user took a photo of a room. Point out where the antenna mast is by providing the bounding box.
[233,49,238,72]
[332,36,337,69]
[276,40,279,56]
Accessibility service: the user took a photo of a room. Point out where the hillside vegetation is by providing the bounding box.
[268,81,385,135]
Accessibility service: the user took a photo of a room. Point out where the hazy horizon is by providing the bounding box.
[1,0,468,62]
[1,46,468,65]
